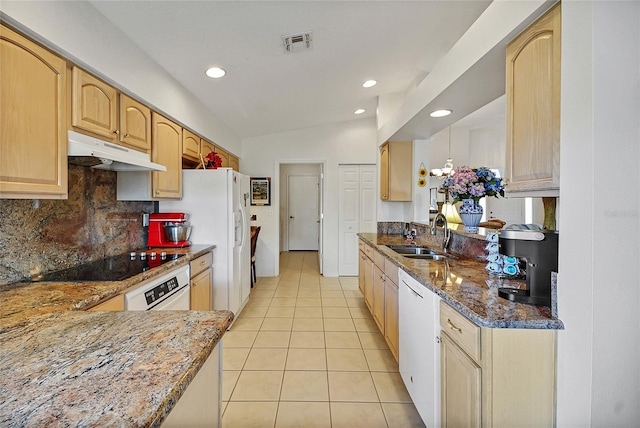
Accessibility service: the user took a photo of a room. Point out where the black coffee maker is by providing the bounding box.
[498,229,559,306]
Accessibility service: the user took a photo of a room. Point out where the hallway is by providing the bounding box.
[221,251,424,427]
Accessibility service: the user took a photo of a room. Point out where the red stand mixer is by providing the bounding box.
[148,213,192,248]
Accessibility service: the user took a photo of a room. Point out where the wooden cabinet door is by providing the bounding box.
[201,139,215,158]
[119,94,151,153]
[372,264,385,333]
[89,294,125,311]
[182,129,201,163]
[358,249,366,296]
[384,278,399,361]
[191,267,212,311]
[151,113,182,199]
[72,67,118,141]
[0,24,68,199]
[506,4,561,194]
[379,143,389,200]
[441,332,481,428]
[215,146,230,168]
[229,155,239,172]
[363,256,374,312]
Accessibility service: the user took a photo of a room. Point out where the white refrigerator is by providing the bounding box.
[160,168,251,315]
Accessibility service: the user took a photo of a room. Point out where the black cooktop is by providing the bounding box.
[29,252,185,282]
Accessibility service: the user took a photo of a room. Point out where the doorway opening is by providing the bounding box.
[278,161,325,274]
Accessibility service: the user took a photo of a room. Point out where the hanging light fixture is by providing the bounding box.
[430,126,455,179]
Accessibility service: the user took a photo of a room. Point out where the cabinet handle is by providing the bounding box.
[200,260,207,266]
[124,133,129,138]
[447,319,463,334]
[114,130,120,135]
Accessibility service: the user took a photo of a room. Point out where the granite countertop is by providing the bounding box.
[0,244,233,427]
[358,233,564,330]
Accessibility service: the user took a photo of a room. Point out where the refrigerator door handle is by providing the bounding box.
[238,202,248,251]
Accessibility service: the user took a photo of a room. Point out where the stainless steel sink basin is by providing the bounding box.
[386,245,439,255]
[386,245,454,260]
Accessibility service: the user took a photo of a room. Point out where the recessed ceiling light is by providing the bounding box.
[362,80,377,88]
[354,108,366,115]
[429,109,452,118]
[205,67,226,78]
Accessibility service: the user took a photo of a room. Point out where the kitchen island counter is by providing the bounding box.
[358,233,564,330]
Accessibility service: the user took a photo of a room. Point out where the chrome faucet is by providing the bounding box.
[431,213,451,252]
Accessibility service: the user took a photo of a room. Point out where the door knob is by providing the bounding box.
[289,216,294,219]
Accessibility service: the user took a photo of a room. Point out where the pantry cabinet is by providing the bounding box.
[505,3,561,195]
[440,301,556,427]
[380,141,412,201]
[190,252,213,310]
[0,24,68,199]
[72,67,118,141]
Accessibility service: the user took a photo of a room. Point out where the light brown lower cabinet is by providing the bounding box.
[190,252,213,310]
[440,301,556,427]
[383,276,399,360]
[88,294,125,311]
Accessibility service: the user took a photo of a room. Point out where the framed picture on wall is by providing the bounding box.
[250,177,271,206]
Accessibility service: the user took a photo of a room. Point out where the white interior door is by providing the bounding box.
[288,175,319,250]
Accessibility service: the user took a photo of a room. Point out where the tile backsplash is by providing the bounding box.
[0,166,152,285]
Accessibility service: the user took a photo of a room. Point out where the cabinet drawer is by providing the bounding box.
[373,249,385,269]
[440,301,481,362]
[190,252,213,278]
[384,258,398,285]
[358,240,365,253]
[363,243,374,259]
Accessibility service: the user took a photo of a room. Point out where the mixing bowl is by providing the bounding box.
[164,223,192,242]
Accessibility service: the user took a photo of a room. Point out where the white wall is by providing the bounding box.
[0,1,241,155]
[557,1,640,426]
[242,118,378,277]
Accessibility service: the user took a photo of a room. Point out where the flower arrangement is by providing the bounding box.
[438,166,505,203]
[204,151,223,169]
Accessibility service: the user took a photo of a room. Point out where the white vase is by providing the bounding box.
[459,198,483,233]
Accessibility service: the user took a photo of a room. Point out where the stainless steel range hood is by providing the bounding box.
[68,130,166,172]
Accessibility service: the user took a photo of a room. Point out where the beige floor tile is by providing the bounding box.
[322,307,352,318]
[339,276,359,285]
[259,277,280,285]
[222,370,240,401]
[340,283,360,292]
[320,290,344,299]
[266,306,296,318]
[271,297,297,307]
[280,371,329,401]
[349,306,373,319]
[252,288,276,297]
[381,403,426,428]
[256,281,278,290]
[322,297,348,307]
[274,289,298,298]
[343,289,364,298]
[222,401,278,426]
[222,347,251,371]
[221,400,228,417]
[346,297,367,308]
[261,317,294,331]
[364,348,399,372]
[296,297,322,307]
[285,348,327,371]
[371,372,412,403]
[294,306,323,318]
[290,331,325,348]
[240,305,269,318]
[231,370,284,401]
[244,297,272,307]
[328,371,379,402]
[253,331,292,348]
[353,317,380,333]
[326,348,369,371]
[358,331,389,349]
[244,348,288,370]
[297,289,321,298]
[275,402,331,428]
[292,317,324,332]
[223,330,258,348]
[319,277,341,285]
[319,283,342,291]
[229,316,264,331]
[323,318,356,332]
[330,402,388,428]
[324,331,362,349]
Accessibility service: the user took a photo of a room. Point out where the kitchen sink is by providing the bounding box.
[386,245,454,260]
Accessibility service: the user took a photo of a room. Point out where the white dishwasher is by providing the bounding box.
[125,265,191,310]
[398,269,441,428]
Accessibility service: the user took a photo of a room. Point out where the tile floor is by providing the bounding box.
[221,251,425,427]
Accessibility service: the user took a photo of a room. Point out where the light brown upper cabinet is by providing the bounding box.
[506,4,561,195]
[119,94,151,153]
[380,141,412,201]
[0,24,68,199]
[72,67,118,141]
[201,139,215,159]
[215,146,230,168]
[182,129,201,163]
[152,113,182,199]
[229,155,239,172]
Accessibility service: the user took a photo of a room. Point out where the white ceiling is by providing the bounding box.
[89,0,492,139]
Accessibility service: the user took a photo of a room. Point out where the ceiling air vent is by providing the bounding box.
[282,32,313,53]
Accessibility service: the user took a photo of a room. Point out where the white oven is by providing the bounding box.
[124,265,190,310]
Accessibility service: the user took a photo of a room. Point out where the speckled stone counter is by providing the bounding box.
[0,310,233,427]
[358,233,564,330]
[0,244,232,426]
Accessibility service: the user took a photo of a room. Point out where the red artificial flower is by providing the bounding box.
[205,151,222,169]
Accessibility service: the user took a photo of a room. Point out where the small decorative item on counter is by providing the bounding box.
[417,162,427,187]
[438,166,506,233]
[485,231,521,277]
